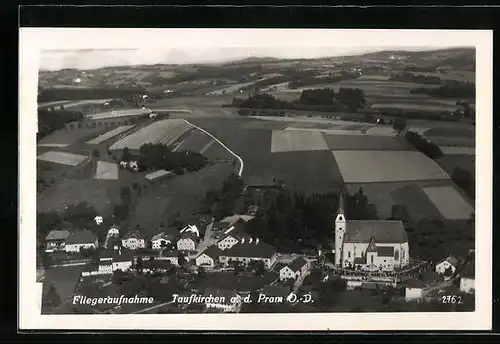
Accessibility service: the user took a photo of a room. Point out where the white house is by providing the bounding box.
[151,232,172,250]
[279,257,309,281]
[180,224,200,238]
[196,245,221,268]
[45,230,71,252]
[107,225,120,238]
[405,279,426,301]
[98,257,114,274]
[335,192,409,272]
[435,256,459,276]
[459,262,475,294]
[177,232,198,252]
[94,216,103,225]
[64,230,99,253]
[121,230,146,250]
[217,222,248,251]
[204,288,242,313]
[219,239,278,270]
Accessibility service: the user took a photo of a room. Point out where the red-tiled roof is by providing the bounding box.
[344,220,407,244]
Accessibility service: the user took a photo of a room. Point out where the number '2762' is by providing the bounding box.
[441,295,463,304]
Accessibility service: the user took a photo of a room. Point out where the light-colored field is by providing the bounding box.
[332,150,450,183]
[205,82,256,96]
[95,161,119,180]
[39,99,113,109]
[371,103,458,112]
[422,185,473,220]
[86,109,149,120]
[86,125,134,144]
[427,136,475,148]
[439,147,475,155]
[37,143,69,148]
[37,151,87,166]
[283,126,398,137]
[271,130,329,153]
[110,119,191,150]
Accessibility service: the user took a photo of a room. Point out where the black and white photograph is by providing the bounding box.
[19,28,492,331]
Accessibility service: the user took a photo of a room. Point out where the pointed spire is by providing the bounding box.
[338,190,345,214]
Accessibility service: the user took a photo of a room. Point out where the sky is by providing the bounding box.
[39,46,444,71]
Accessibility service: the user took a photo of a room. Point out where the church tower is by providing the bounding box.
[335,191,346,266]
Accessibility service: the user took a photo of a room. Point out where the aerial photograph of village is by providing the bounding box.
[36,44,476,314]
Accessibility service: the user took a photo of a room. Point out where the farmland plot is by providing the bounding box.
[86,125,134,144]
[371,103,458,112]
[271,130,329,153]
[242,120,287,131]
[422,185,474,220]
[323,134,414,151]
[39,127,106,146]
[436,154,475,176]
[110,119,191,151]
[439,147,475,155]
[332,150,450,183]
[95,161,119,180]
[426,136,475,148]
[37,151,87,166]
[423,128,475,138]
[173,128,212,153]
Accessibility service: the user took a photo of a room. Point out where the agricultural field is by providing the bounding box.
[323,134,414,151]
[332,150,450,183]
[38,99,113,109]
[109,119,191,151]
[422,185,474,220]
[131,163,235,233]
[271,130,329,153]
[86,125,135,144]
[172,128,212,153]
[371,103,458,112]
[436,154,475,176]
[86,108,149,120]
[95,161,119,180]
[423,127,475,138]
[38,127,107,146]
[44,265,86,301]
[346,180,455,220]
[425,136,475,148]
[37,151,88,166]
[439,147,475,155]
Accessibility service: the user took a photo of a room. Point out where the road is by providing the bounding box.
[182,119,244,177]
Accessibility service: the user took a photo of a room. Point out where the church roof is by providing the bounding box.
[377,246,395,257]
[343,220,407,244]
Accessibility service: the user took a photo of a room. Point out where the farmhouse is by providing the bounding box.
[335,192,409,272]
[203,288,242,313]
[121,230,146,250]
[45,230,70,252]
[98,257,113,274]
[219,240,278,270]
[112,254,134,272]
[279,257,309,281]
[64,230,99,253]
[435,256,459,277]
[107,225,120,238]
[196,245,222,268]
[216,221,251,250]
[143,259,174,274]
[150,232,172,250]
[459,262,475,294]
[177,232,198,252]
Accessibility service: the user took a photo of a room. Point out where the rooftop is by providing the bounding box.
[221,241,277,259]
[377,246,395,257]
[65,230,96,245]
[145,169,174,181]
[45,230,71,241]
[122,230,144,240]
[344,220,407,244]
[287,257,308,272]
[405,279,427,289]
[199,245,222,260]
[439,256,459,267]
[461,262,475,279]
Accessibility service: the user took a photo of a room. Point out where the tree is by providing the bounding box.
[135,256,144,274]
[393,118,407,133]
[92,148,100,158]
[255,260,266,276]
[233,262,244,276]
[122,147,132,162]
[120,187,132,205]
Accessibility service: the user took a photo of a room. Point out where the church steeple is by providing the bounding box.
[338,189,345,215]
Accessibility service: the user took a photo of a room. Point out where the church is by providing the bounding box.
[334,193,410,272]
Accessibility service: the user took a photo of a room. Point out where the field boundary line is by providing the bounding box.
[182,119,244,177]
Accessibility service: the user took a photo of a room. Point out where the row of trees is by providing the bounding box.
[200,173,245,221]
[37,108,84,140]
[121,144,208,173]
[410,83,475,99]
[451,167,475,200]
[38,87,148,102]
[288,71,361,89]
[390,72,442,85]
[405,131,444,159]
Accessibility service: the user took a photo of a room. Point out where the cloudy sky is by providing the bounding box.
[39,46,441,71]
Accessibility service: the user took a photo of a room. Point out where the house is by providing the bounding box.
[44,230,71,252]
[335,192,409,272]
[64,230,98,253]
[195,245,221,268]
[121,230,146,250]
[217,221,249,250]
[435,256,459,276]
[112,251,134,272]
[459,262,475,294]
[151,232,172,250]
[177,231,198,251]
[107,225,120,238]
[204,288,242,313]
[143,259,174,274]
[404,279,426,301]
[158,250,179,266]
[219,239,278,269]
[98,257,114,274]
[180,224,201,238]
[279,257,309,281]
